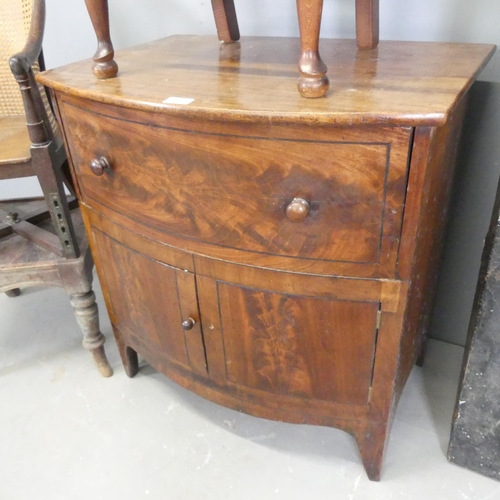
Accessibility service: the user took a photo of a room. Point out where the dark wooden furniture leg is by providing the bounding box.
[70,290,113,377]
[296,0,329,98]
[416,337,427,367]
[354,422,389,481]
[84,0,118,79]
[355,0,379,49]
[115,331,139,378]
[211,0,240,42]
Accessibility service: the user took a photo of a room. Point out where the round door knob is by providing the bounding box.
[286,198,310,222]
[181,318,196,331]
[90,156,111,176]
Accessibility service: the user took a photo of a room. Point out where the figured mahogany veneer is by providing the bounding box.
[38,36,495,481]
[60,98,411,277]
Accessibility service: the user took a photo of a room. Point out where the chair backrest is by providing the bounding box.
[0,0,77,258]
[0,0,57,135]
[0,0,34,116]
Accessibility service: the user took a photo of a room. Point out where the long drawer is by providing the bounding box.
[61,98,412,277]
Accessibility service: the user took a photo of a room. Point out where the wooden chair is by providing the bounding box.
[84,0,379,98]
[0,0,113,377]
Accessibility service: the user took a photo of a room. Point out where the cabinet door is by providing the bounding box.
[92,228,207,376]
[198,276,380,406]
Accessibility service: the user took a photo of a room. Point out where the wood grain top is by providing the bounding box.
[38,36,495,126]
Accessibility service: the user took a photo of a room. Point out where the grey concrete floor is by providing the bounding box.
[1,279,500,500]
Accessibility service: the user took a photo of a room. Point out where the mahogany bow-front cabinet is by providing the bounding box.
[38,36,494,480]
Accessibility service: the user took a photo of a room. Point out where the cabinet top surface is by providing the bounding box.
[38,36,495,127]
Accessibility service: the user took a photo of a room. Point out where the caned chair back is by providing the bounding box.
[0,0,57,134]
[0,0,34,116]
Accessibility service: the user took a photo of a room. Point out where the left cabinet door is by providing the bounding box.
[90,223,207,377]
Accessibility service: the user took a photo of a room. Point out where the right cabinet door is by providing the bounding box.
[197,273,381,407]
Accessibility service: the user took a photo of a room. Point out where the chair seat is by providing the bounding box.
[0,115,31,165]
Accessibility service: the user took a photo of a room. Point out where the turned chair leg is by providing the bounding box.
[114,330,139,378]
[5,288,21,297]
[353,421,389,481]
[70,290,113,377]
[84,0,119,79]
[211,0,240,42]
[296,0,330,98]
[355,0,380,49]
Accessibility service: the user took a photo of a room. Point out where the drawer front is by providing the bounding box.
[62,100,411,270]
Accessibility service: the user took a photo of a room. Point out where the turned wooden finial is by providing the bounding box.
[84,0,119,79]
[296,0,330,98]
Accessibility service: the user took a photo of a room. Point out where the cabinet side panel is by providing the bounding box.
[397,98,467,395]
[217,282,379,405]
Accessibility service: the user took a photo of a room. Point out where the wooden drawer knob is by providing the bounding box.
[286,198,310,222]
[90,156,111,176]
[182,318,196,331]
